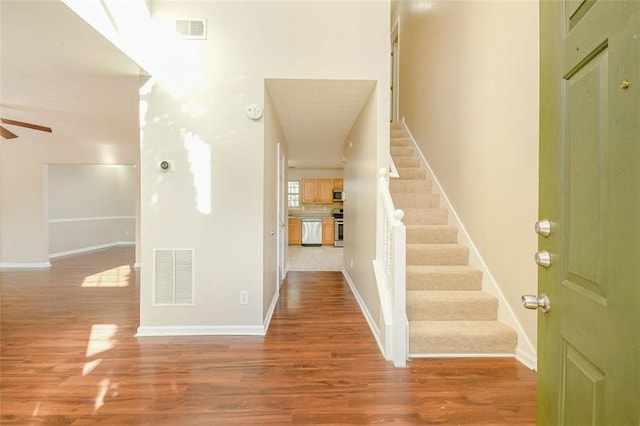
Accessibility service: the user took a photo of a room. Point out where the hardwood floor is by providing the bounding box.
[1,247,536,424]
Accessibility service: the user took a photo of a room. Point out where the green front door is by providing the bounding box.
[539,1,640,424]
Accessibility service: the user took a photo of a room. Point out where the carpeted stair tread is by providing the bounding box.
[406,225,457,243]
[407,243,469,265]
[401,208,449,225]
[407,265,483,290]
[409,321,518,354]
[407,290,497,321]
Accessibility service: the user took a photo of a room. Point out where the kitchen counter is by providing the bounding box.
[288,212,333,219]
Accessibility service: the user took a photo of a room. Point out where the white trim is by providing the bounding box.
[372,259,393,361]
[516,347,537,371]
[135,325,266,337]
[49,241,135,259]
[49,215,135,224]
[342,268,386,359]
[263,289,280,332]
[400,117,537,367]
[133,262,141,270]
[0,262,52,269]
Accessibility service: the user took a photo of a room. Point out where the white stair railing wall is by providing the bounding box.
[376,168,408,367]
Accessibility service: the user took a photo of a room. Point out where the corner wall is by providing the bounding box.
[395,0,540,351]
[343,86,384,333]
[138,1,389,332]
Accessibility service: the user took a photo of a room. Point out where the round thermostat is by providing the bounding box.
[246,103,263,120]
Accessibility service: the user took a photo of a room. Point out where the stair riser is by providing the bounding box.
[406,226,457,243]
[407,270,482,291]
[391,146,415,157]
[407,299,497,321]
[397,168,426,179]
[391,137,411,147]
[407,246,469,266]
[390,180,432,193]
[393,194,440,210]
[402,209,448,225]
[393,157,420,168]
[409,333,517,354]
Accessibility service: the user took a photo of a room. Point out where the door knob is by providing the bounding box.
[521,293,551,313]
[535,250,551,268]
[535,219,552,237]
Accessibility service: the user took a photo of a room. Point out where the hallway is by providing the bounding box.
[1,247,535,424]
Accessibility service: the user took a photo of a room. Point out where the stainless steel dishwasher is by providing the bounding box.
[301,218,323,246]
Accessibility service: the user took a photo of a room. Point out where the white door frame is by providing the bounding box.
[276,143,287,286]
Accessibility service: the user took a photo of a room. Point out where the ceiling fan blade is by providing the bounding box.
[0,126,18,139]
[0,118,52,133]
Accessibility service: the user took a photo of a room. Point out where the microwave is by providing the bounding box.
[333,188,344,202]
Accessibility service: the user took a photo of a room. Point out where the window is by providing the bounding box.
[288,180,300,208]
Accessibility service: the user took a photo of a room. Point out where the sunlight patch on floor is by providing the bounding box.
[82,265,131,287]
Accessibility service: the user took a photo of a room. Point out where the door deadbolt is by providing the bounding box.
[535,250,551,268]
[535,219,552,237]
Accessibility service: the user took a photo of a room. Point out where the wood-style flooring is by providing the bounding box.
[1,247,536,424]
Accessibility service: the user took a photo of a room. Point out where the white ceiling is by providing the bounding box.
[266,79,375,170]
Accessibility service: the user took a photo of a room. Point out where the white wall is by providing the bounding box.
[343,86,384,331]
[394,0,540,349]
[138,1,389,331]
[0,1,142,267]
[48,165,136,257]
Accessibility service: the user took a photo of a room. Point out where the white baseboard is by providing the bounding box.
[263,288,280,332]
[400,118,537,368]
[342,268,386,359]
[0,261,52,269]
[135,324,267,337]
[49,241,135,259]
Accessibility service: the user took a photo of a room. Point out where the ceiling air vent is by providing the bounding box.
[175,19,207,40]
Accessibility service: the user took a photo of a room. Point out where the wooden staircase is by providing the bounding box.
[389,122,517,355]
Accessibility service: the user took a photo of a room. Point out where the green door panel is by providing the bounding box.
[539,0,640,424]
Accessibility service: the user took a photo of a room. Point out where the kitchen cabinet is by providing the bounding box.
[288,218,301,245]
[322,218,334,246]
[333,179,343,189]
[302,179,333,204]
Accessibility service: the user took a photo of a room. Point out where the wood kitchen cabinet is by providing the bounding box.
[333,179,343,189]
[302,179,333,204]
[322,218,334,246]
[288,218,302,245]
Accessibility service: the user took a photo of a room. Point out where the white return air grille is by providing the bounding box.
[175,19,207,40]
[154,249,194,305]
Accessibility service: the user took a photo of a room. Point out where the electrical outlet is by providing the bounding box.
[239,291,249,305]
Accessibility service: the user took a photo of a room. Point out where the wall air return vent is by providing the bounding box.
[154,249,194,305]
[175,19,207,40]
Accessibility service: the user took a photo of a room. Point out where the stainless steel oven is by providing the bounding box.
[334,218,344,247]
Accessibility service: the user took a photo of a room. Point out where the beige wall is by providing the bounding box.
[343,86,384,331]
[395,0,540,349]
[139,1,389,330]
[48,165,136,256]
